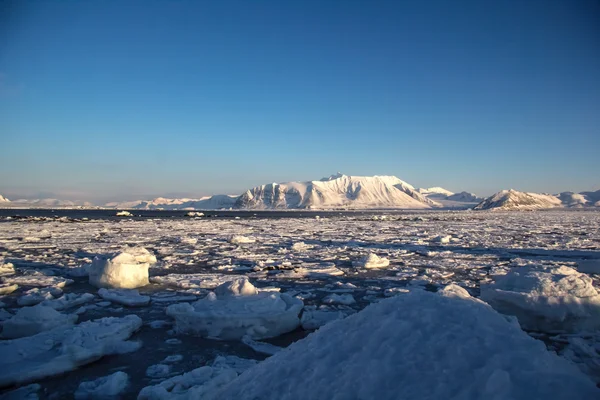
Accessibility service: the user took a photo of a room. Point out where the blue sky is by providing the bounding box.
[1,0,598,202]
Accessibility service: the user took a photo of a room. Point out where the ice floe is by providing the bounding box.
[0,315,142,388]
[75,371,129,399]
[167,278,303,340]
[2,305,78,339]
[353,253,390,269]
[481,266,600,333]
[98,288,150,306]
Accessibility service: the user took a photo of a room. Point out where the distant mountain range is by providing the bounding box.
[1,174,598,211]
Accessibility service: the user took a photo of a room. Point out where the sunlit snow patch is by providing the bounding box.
[166,278,303,340]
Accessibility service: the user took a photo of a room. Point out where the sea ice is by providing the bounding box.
[17,287,62,306]
[300,309,345,330]
[481,266,600,332]
[98,288,150,306]
[0,315,142,388]
[74,371,129,399]
[229,236,255,244]
[0,261,15,276]
[115,211,133,217]
[322,293,356,305]
[2,305,78,339]
[0,283,18,295]
[146,364,171,379]
[215,285,599,399]
[167,278,303,340]
[353,253,390,269]
[89,247,156,289]
[241,335,282,355]
[41,292,95,311]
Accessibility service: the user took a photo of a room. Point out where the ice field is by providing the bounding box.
[0,210,599,398]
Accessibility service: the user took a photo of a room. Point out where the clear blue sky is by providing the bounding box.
[1,0,598,202]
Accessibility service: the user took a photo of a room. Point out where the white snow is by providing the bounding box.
[98,288,150,306]
[481,266,600,332]
[41,293,95,311]
[475,189,563,211]
[75,371,129,399]
[115,210,133,217]
[322,293,356,305]
[88,247,156,289]
[215,286,599,399]
[0,283,19,295]
[241,335,282,355]
[229,235,256,244]
[0,315,142,388]
[353,253,390,269]
[0,261,15,276]
[4,274,72,288]
[2,305,78,339]
[17,287,62,306]
[167,278,303,340]
[300,309,345,330]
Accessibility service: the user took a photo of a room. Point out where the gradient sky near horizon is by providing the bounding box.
[1,0,599,202]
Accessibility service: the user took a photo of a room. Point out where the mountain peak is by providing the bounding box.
[321,172,346,181]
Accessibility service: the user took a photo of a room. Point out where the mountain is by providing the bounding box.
[418,187,455,198]
[1,198,93,208]
[446,192,482,203]
[106,195,238,210]
[474,190,563,211]
[235,174,438,209]
[0,194,9,202]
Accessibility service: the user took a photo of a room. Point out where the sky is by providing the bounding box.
[0,0,598,203]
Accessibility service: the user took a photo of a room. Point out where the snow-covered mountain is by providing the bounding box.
[1,198,93,208]
[474,190,564,211]
[418,187,455,198]
[475,189,600,211]
[0,194,9,202]
[106,195,238,210]
[235,174,438,209]
[446,192,482,203]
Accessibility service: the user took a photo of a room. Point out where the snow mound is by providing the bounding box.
[481,266,600,332]
[75,371,129,399]
[166,278,303,340]
[98,288,150,306]
[2,305,78,339]
[215,286,598,399]
[138,356,257,400]
[89,247,156,289]
[475,189,563,211]
[353,253,390,269]
[0,315,142,388]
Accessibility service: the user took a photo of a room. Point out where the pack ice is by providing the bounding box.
[0,315,142,388]
[166,278,303,340]
[2,305,78,339]
[481,266,600,332]
[88,247,156,289]
[215,286,598,399]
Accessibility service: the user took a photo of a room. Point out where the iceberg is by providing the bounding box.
[88,247,156,289]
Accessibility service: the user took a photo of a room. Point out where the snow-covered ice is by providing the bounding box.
[89,247,156,289]
[98,288,150,306]
[216,286,599,399]
[2,305,78,339]
[167,278,303,339]
[353,253,390,269]
[481,266,600,333]
[0,315,142,388]
[75,371,129,399]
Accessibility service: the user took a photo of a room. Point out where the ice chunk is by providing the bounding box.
[4,275,73,288]
[433,235,452,244]
[481,266,600,332]
[0,262,15,276]
[162,355,183,364]
[323,293,355,305]
[300,309,344,330]
[0,383,40,399]
[352,253,390,269]
[75,371,129,399]
[98,288,150,306]
[17,287,62,306]
[167,278,303,340]
[41,293,95,311]
[291,242,311,251]
[241,335,282,355]
[89,247,156,289]
[229,236,255,244]
[2,305,78,339]
[150,273,246,290]
[146,364,171,379]
[0,283,18,295]
[138,356,257,400]
[215,287,598,399]
[0,315,142,388]
[115,211,133,217]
